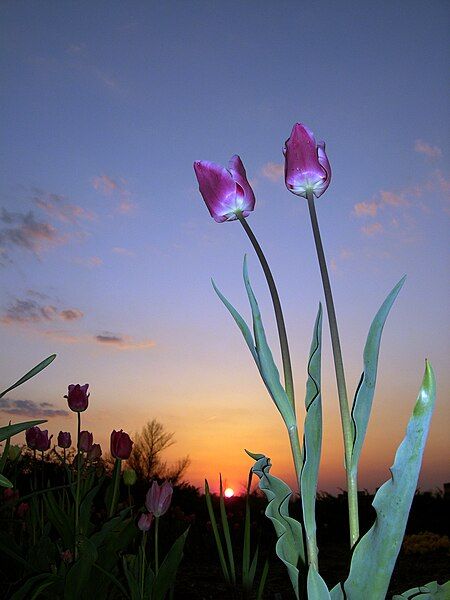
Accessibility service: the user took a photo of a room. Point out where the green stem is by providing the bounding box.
[154,516,159,575]
[306,190,359,547]
[108,458,122,518]
[140,531,147,598]
[237,212,295,412]
[75,412,82,557]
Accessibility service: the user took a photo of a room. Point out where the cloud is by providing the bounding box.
[0,295,83,325]
[0,397,68,417]
[261,162,284,182]
[73,256,103,268]
[414,140,442,160]
[92,175,119,195]
[361,222,383,236]
[0,208,63,262]
[92,175,136,213]
[112,246,135,257]
[94,331,155,350]
[353,201,378,217]
[33,189,95,223]
[379,190,410,207]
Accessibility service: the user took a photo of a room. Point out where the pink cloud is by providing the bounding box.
[379,190,410,207]
[1,296,84,325]
[73,256,103,268]
[353,201,378,217]
[92,175,119,195]
[94,331,155,350]
[361,222,383,236]
[414,139,442,159]
[33,190,95,223]
[261,162,284,182]
[92,175,136,213]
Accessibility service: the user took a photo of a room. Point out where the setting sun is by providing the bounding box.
[224,487,234,498]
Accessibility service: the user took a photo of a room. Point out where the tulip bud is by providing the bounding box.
[123,468,137,486]
[16,502,29,518]
[79,430,93,452]
[145,480,173,517]
[57,431,72,449]
[25,426,40,449]
[8,445,21,460]
[26,426,52,452]
[64,383,90,412]
[138,512,153,532]
[283,123,331,199]
[194,155,256,223]
[87,443,102,461]
[110,430,133,460]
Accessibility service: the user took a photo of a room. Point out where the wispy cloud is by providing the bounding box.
[0,295,83,325]
[112,246,135,257]
[379,190,410,207]
[0,398,68,417]
[92,175,136,213]
[260,162,284,182]
[361,222,383,236]
[94,331,155,350]
[73,256,103,268]
[353,201,378,217]
[414,139,442,160]
[33,189,95,223]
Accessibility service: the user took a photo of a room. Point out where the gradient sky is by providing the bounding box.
[0,1,449,495]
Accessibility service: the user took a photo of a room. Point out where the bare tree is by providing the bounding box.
[127,419,190,484]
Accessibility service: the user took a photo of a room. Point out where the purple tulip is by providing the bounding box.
[79,430,93,452]
[57,431,71,449]
[25,426,40,450]
[138,512,154,531]
[145,480,173,517]
[87,443,102,461]
[283,123,331,199]
[26,426,52,451]
[193,155,256,223]
[110,429,133,460]
[64,384,90,412]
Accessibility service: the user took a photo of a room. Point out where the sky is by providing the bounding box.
[0,1,449,495]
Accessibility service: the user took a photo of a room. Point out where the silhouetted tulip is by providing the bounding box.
[283,123,331,199]
[79,430,93,452]
[145,480,173,517]
[194,155,255,223]
[123,468,137,486]
[25,426,40,449]
[110,429,133,460]
[16,502,29,518]
[26,426,52,451]
[64,383,90,412]
[138,512,153,531]
[87,443,102,461]
[57,431,71,449]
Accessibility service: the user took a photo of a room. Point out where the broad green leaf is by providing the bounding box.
[300,305,322,568]
[247,451,305,599]
[344,361,436,600]
[392,580,450,599]
[65,535,98,600]
[329,583,344,599]
[43,489,73,549]
[350,277,405,471]
[0,354,56,398]
[0,420,46,443]
[242,256,296,428]
[307,566,331,599]
[0,472,13,487]
[0,435,11,473]
[153,527,190,600]
[11,574,61,600]
[204,478,230,583]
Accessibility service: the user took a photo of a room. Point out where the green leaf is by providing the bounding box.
[0,354,56,399]
[256,558,269,600]
[247,451,305,599]
[307,566,331,599]
[153,527,189,600]
[0,472,13,487]
[0,435,11,473]
[350,277,405,471]
[219,473,236,585]
[204,479,230,584]
[43,489,73,549]
[0,420,47,443]
[300,305,322,568]
[329,583,344,599]
[65,535,98,599]
[392,580,450,599]
[10,574,61,600]
[344,361,436,600]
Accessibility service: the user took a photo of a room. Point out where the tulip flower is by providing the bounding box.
[87,443,102,461]
[138,512,154,532]
[79,430,93,452]
[110,429,133,460]
[145,480,173,517]
[26,426,52,451]
[25,426,40,450]
[123,468,137,486]
[64,383,89,412]
[57,431,71,449]
[283,123,331,199]
[16,502,29,518]
[194,155,255,223]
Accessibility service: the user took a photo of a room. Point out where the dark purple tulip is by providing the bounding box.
[283,123,331,199]
[64,384,90,412]
[35,429,53,452]
[145,480,173,517]
[110,430,133,460]
[138,512,154,531]
[87,443,102,461]
[57,431,71,449]
[79,430,93,452]
[25,426,41,449]
[194,155,256,223]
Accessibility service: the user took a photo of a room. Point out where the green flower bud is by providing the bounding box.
[8,445,21,461]
[123,468,137,486]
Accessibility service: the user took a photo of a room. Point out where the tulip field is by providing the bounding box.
[1,122,449,599]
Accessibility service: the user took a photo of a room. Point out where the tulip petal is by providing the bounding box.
[228,155,256,215]
[194,161,239,222]
[315,142,332,198]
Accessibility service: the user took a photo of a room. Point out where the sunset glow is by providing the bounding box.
[224,488,234,498]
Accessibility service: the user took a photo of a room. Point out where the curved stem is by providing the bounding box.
[237,212,295,412]
[306,190,359,547]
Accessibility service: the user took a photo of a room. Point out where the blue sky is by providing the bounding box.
[0,1,448,492]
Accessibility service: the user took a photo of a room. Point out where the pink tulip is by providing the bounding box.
[79,430,93,452]
[138,512,154,531]
[194,155,255,223]
[57,431,71,449]
[283,123,331,199]
[64,383,90,412]
[110,429,133,460]
[145,480,173,517]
